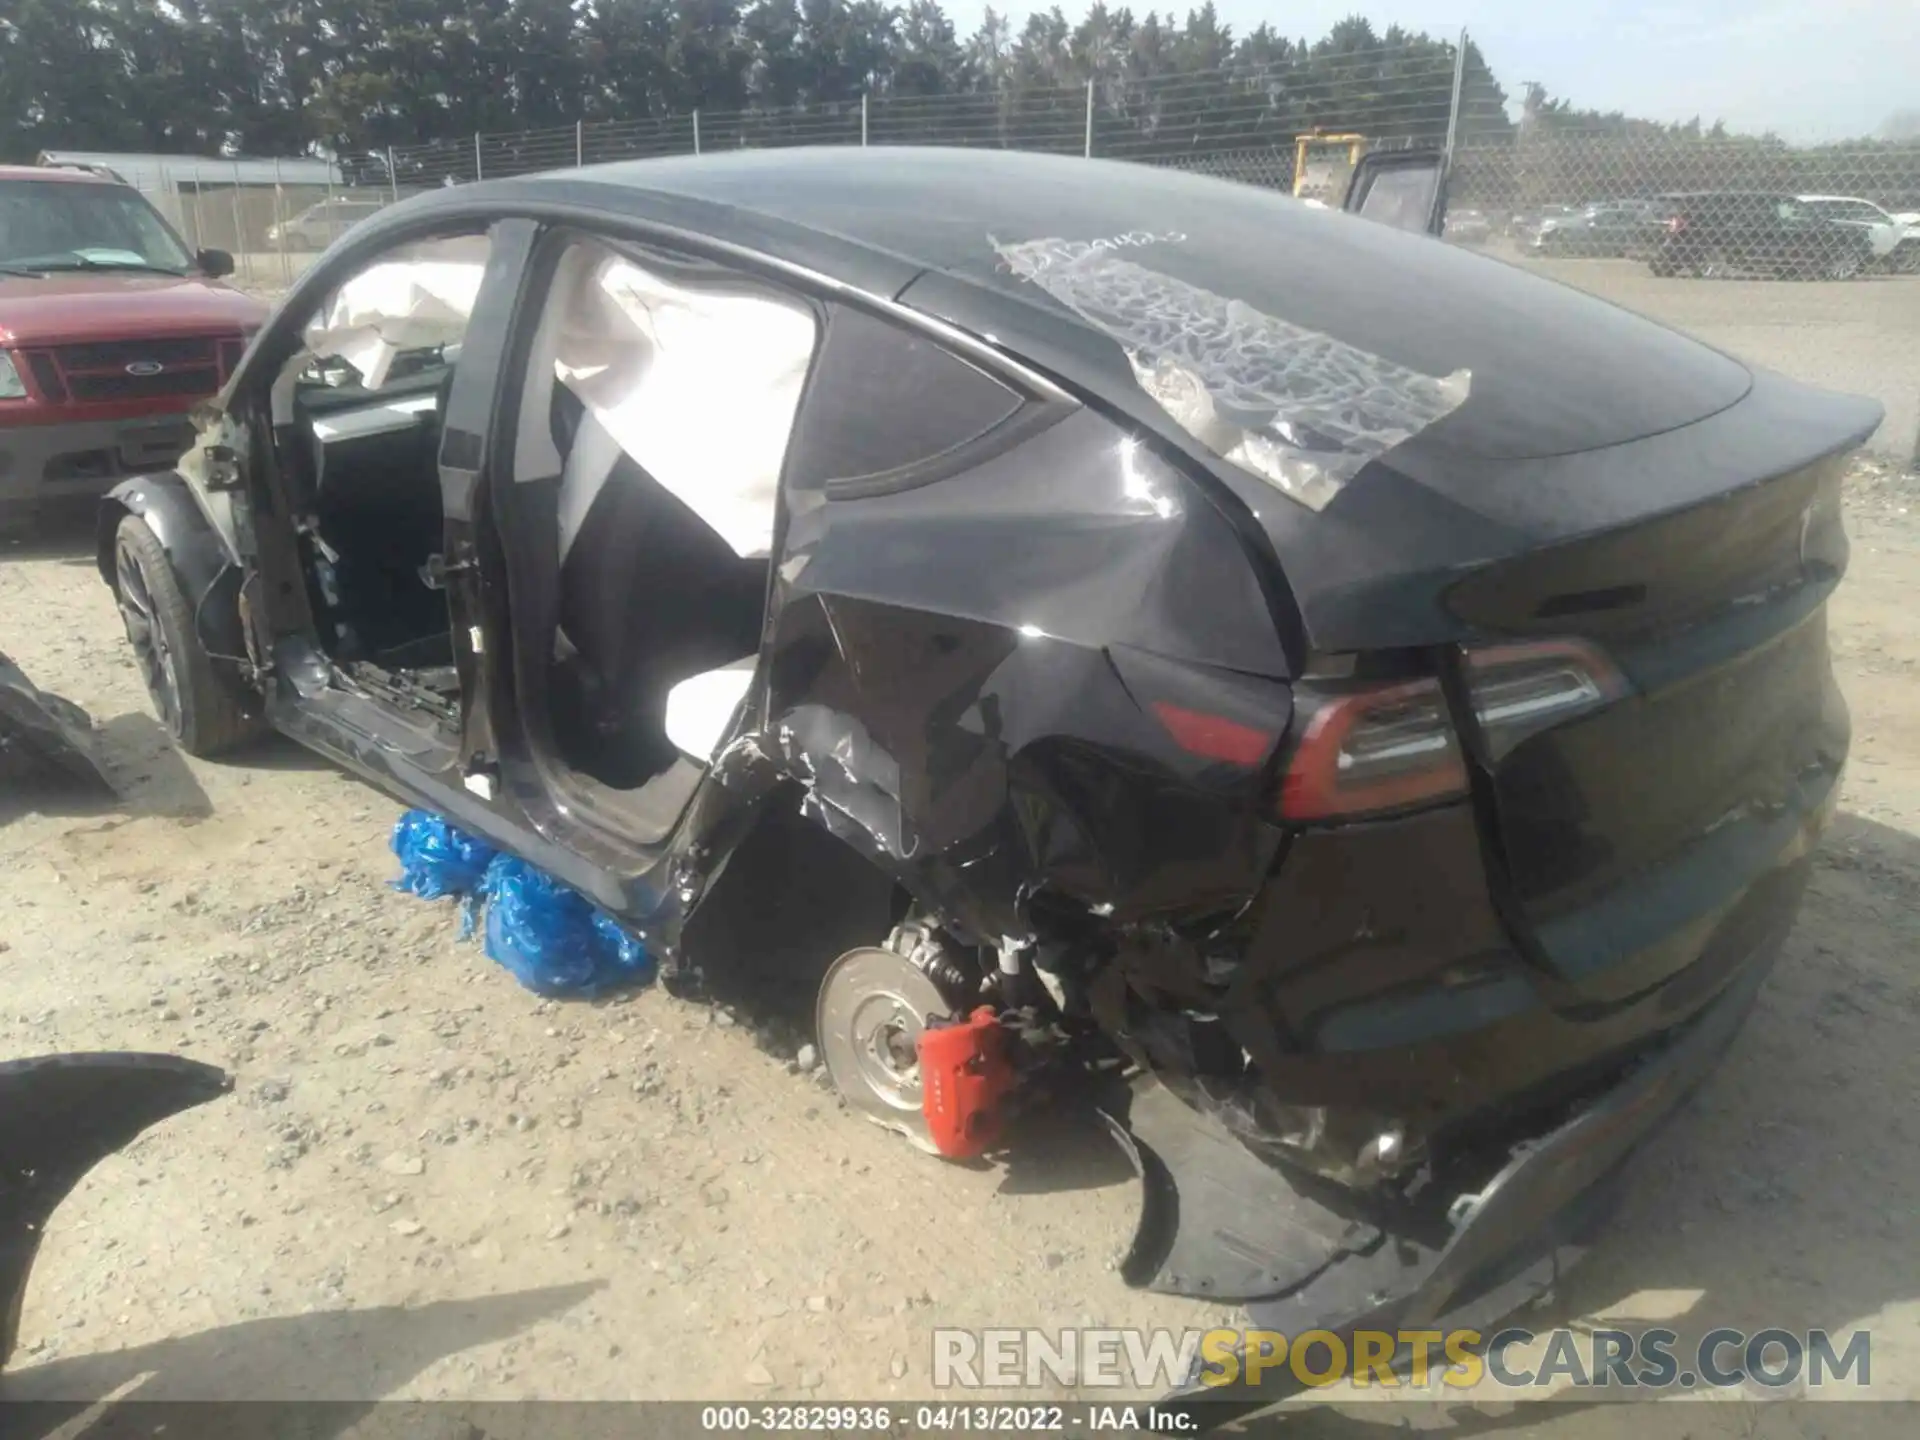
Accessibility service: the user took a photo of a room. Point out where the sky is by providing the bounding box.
[949,0,1919,143]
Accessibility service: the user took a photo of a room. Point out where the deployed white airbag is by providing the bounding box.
[305,235,490,389]
[664,659,758,762]
[555,410,627,563]
[551,247,815,559]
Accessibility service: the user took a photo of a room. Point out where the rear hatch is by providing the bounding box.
[1437,415,1863,1002]
[1262,374,1873,1008]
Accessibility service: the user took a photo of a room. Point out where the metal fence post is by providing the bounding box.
[1444,28,1468,168]
[693,110,702,155]
[576,119,584,168]
[862,94,869,147]
[474,132,484,181]
[228,160,249,285]
[272,156,291,289]
[387,146,398,203]
[170,163,202,251]
[1084,79,1095,158]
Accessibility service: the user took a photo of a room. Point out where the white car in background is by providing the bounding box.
[1796,195,1920,272]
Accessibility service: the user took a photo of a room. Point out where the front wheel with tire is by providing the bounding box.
[113,515,265,756]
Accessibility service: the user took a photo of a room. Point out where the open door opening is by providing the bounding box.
[268,235,491,723]
[1343,148,1451,236]
[494,234,818,843]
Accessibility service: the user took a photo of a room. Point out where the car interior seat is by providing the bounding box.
[549,386,768,790]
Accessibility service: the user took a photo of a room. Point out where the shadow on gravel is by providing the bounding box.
[0,503,99,566]
[0,1282,603,1438]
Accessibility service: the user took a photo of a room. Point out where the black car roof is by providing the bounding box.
[459,147,1731,407]
[408,147,1783,524]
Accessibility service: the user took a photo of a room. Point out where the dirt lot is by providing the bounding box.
[2,460,1918,1434]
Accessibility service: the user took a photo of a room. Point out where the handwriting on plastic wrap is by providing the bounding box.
[992,234,1471,512]
[995,231,1189,276]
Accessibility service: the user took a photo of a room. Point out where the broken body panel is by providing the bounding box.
[95,150,1877,1349]
[0,1054,230,1369]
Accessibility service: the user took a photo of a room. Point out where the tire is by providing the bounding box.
[1821,248,1865,281]
[113,515,266,756]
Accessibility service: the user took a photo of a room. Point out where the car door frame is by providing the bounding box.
[440,204,1090,948]
[446,218,837,891]
[185,210,645,903]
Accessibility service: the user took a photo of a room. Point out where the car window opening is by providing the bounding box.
[280,234,491,692]
[517,236,817,796]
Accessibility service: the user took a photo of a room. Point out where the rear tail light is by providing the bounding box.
[1666,216,1687,233]
[1278,639,1627,822]
[1150,702,1277,767]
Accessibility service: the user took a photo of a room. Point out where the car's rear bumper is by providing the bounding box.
[0,415,198,508]
[1124,715,1833,1191]
[1128,921,1781,1406]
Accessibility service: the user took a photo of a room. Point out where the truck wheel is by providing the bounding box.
[113,516,266,756]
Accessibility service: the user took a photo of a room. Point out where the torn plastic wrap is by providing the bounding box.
[992,237,1470,511]
[474,855,655,998]
[304,235,489,388]
[386,811,652,996]
[389,809,498,900]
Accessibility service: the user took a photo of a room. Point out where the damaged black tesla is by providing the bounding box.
[95,146,1877,1392]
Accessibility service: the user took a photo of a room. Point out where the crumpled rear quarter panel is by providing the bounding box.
[726,406,1293,944]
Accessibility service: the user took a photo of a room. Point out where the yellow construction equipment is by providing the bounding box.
[1293,132,1369,203]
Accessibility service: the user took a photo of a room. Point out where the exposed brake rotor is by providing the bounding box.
[815,945,950,1154]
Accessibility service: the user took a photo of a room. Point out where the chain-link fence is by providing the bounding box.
[110,159,421,293]
[215,31,1912,461]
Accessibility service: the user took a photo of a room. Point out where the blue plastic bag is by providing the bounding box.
[390,810,498,900]
[474,854,654,998]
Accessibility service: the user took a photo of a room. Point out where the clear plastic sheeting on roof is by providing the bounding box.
[993,237,1470,511]
[550,243,816,559]
[304,235,489,388]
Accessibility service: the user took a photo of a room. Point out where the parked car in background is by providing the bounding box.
[1442,206,1492,244]
[0,165,264,531]
[1795,195,1920,272]
[1506,203,1577,239]
[1648,192,1876,280]
[1529,200,1662,258]
[266,197,387,251]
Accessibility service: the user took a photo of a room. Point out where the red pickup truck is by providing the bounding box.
[0,164,267,530]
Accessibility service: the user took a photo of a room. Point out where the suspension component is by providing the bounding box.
[887,919,978,1002]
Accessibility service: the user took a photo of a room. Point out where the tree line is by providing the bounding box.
[1,1,1898,173]
[5,2,1517,166]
